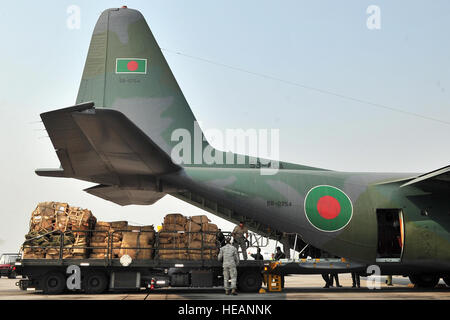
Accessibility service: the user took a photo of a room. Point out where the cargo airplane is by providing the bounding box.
[37,7,450,288]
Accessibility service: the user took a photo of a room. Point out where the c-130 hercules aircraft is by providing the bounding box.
[37,7,449,287]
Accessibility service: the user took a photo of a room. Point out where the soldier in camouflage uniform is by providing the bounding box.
[218,237,240,295]
[232,222,249,260]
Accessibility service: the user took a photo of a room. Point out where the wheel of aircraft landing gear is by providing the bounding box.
[443,276,450,287]
[84,272,108,294]
[409,274,440,288]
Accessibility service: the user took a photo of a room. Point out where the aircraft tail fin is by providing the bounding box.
[73,7,322,171]
[76,7,205,159]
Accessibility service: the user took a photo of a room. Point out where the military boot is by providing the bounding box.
[231,289,238,295]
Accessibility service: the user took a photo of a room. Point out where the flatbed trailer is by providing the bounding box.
[14,228,269,294]
[15,257,266,294]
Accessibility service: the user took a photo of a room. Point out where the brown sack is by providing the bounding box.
[158,249,188,259]
[126,226,155,241]
[30,215,54,232]
[95,221,111,228]
[190,215,210,225]
[158,237,172,244]
[127,225,155,232]
[163,214,187,226]
[161,224,185,232]
[159,239,187,249]
[188,249,218,260]
[160,224,185,239]
[184,220,202,233]
[110,241,122,248]
[159,230,185,239]
[68,208,95,233]
[71,254,86,259]
[185,232,216,244]
[119,232,153,260]
[186,240,217,249]
[106,233,123,242]
[202,223,218,232]
[90,241,108,248]
[110,221,128,229]
[22,248,45,259]
[91,235,107,242]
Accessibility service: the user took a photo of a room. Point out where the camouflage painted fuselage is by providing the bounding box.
[164,168,450,272]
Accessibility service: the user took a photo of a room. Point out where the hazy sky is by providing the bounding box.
[1,1,449,253]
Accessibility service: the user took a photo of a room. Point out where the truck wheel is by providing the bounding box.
[84,272,108,294]
[43,272,66,295]
[238,271,262,293]
[409,274,439,288]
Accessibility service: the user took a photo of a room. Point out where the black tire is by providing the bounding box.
[409,274,440,288]
[238,271,262,293]
[7,271,16,279]
[43,272,66,295]
[84,272,108,294]
[443,276,450,287]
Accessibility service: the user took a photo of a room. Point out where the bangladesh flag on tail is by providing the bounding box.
[304,185,353,232]
[116,58,147,74]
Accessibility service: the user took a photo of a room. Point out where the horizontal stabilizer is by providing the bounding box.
[35,168,66,177]
[85,184,164,206]
[71,108,180,176]
[40,102,112,180]
[39,102,180,185]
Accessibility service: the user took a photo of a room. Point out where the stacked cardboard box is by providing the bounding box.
[119,225,155,260]
[89,221,127,259]
[22,203,218,261]
[22,202,96,259]
[158,214,219,260]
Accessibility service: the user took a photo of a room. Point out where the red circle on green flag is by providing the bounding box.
[127,60,138,71]
[304,185,353,232]
[317,196,341,220]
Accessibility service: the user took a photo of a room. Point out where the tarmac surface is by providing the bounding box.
[0,274,449,300]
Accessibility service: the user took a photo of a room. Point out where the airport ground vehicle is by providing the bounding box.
[14,229,270,294]
[0,253,19,279]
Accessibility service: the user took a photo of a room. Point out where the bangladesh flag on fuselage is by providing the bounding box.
[304,185,353,232]
[116,58,147,74]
